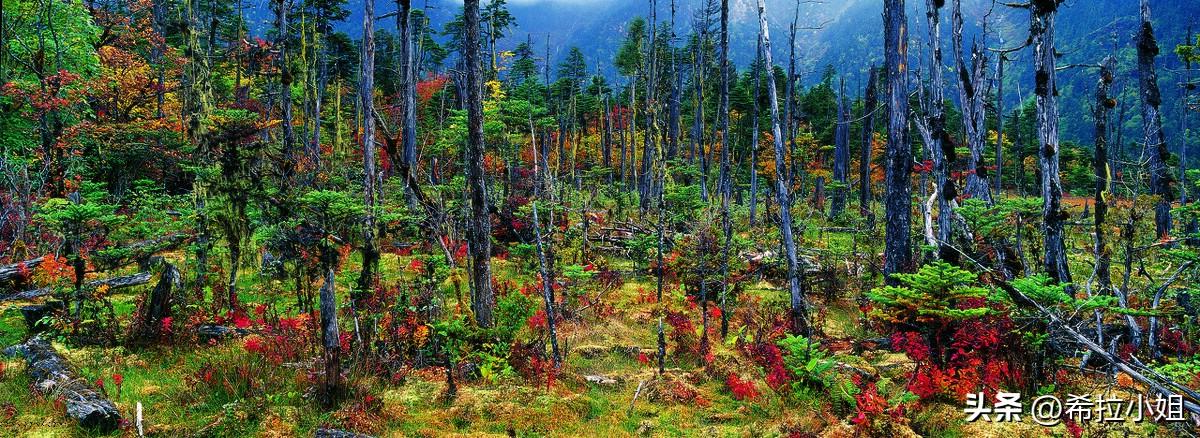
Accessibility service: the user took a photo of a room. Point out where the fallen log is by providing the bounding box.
[3,337,121,432]
[314,428,376,438]
[0,272,153,302]
[195,325,252,343]
[0,256,44,286]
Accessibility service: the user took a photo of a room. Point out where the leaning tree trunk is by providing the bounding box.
[464,0,494,328]
[1033,0,1072,285]
[883,0,913,282]
[757,0,807,334]
[859,67,878,215]
[1136,0,1173,240]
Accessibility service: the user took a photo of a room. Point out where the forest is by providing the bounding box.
[1,0,1200,435]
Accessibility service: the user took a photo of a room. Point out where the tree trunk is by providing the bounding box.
[464,0,494,328]
[1032,0,1071,285]
[952,0,993,204]
[883,0,913,281]
[1136,0,1173,240]
[358,0,379,295]
[859,67,877,215]
[749,42,762,228]
[718,0,733,339]
[1091,56,1117,349]
[319,266,341,406]
[831,77,850,218]
[757,0,807,334]
[274,0,296,178]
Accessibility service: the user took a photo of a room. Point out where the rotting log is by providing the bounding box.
[315,428,376,438]
[195,324,252,343]
[0,272,153,302]
[2,337,121,432]
[0,256,44,286]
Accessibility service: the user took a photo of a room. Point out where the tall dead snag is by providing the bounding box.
[395,0,417,190]
[273,0,296,177]
[952,0,993,204]
[464,0,494,328]
[1136,0,1173,240]
[859,67,878,215]
[831,77,850,218]
[1032,0,1071,285]
[883,0,913,282]
[757,0,807,333]
[1092,56,1117,349]
[4,337,120,432]
[717,0,733,339]
[916,0,953,260]
[357,0,379,295]
[994,54,1005,196]
[749,39,763,228]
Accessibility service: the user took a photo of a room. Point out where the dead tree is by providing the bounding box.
[883,0,913,281]
[1032,0,1072,285]
[859,67,878,215]
[1091,56,1117,349]
[952,0,993,204]
[831,77,850,218]
[357,0,380,295]
[1136,0,1173,240]
[757,0,807,334]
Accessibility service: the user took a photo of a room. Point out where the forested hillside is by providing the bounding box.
[2,0,1200,436]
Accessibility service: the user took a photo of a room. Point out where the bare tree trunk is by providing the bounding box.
[749,41,763,228]
[1032,0,1071,285]
[274,0,296,178]
[1091,56,1117,350]
[358,0,379,294]
[859,67,877,215]
[757,0,807,334]
[319,266,341,407]
[994,55,1005,196]
[952,0,992,204]
[718,0,733,339]
[925,0,953,261]
[1136,0,1173,240]
[464,0,494,328]
[831,77,850,218]
[883,0,913,281]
